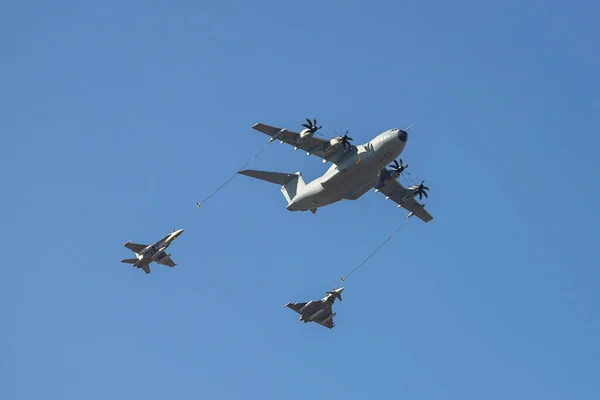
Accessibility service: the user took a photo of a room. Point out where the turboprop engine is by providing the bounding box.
[294,118,322,150]
[329,131,353,151]
[375,158,409,188]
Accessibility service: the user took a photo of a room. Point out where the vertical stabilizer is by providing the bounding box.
[281,172,306,205]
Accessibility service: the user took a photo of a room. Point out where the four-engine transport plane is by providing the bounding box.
[121,229,184,274]
[285,287,345,329]
[238,120,433,222]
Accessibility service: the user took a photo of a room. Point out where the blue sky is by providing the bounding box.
[2,1,599,398]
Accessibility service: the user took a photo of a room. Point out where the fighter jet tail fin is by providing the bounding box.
[326,288,344,302]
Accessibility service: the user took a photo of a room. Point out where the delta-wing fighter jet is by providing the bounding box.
[238,119,433,222]
[121,229,184,274]
[285,287,344,329]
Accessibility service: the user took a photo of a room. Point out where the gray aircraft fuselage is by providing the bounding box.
[133,229,183,267]
[287,129,407,212]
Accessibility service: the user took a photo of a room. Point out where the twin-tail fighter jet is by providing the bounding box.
[285,287,344,329]
[238,119,433,222]
[121,229,184,274]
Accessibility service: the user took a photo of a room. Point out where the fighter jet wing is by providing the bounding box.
[315,314,336,330]
[124,241,148,253]
[374,178,433,223]
[253,123,348,163]
[157,255,176,267]
[285,302,308,314]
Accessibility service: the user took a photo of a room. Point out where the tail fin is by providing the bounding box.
[121,258,137,264]
[281,173,306,205]
[326,287,344,302]
[238,169,306,206]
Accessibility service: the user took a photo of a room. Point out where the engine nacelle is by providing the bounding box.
[374,168,391,188]
[295,129,314,146]
[299,128,312,138]
[329,137,342,147]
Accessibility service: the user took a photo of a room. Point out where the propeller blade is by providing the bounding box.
[423,191,428,198]
[305,118,312,127]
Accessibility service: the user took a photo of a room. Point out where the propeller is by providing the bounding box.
[335,130,353,151]
[412,180,429,200]
[301,118,323,136]
[389,158,410,178]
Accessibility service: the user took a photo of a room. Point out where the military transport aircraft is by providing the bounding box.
[121,229,184,274]
[238,119,433,222]
[285,287,344,329]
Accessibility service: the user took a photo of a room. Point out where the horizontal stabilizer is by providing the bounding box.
[238,170,297,185]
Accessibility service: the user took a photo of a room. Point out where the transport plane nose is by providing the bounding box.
[397,129,408,142]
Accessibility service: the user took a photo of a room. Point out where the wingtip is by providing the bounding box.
[237,169,253,176]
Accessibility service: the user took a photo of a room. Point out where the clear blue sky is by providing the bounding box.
[2,1,599,399]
